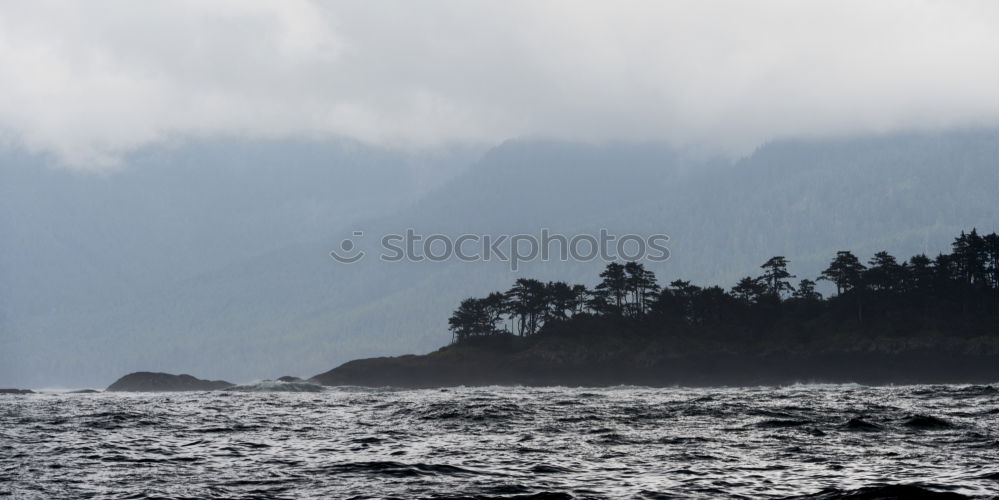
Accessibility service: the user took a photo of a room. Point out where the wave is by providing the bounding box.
[327,460,480,478]
[841,417,881,432]
[412,400,528,421]
[787,483,971,499]
[755,419,813,428]
[903,415,953,429]
[325,384,408,393]
[223,380,326,392]
[780,382,868,390]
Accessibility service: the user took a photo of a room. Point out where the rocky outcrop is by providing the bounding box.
[106,372,233,392]
[0,388,34,394]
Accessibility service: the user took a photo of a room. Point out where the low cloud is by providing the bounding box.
[0,0,996,167]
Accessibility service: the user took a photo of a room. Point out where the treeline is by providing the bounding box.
[448,229,998,343]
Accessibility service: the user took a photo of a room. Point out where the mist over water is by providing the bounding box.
[2,384,996,499]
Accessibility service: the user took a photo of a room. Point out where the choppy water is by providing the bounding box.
[1,384,997,499]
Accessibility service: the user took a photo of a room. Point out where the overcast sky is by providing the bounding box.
[0,1,996,168]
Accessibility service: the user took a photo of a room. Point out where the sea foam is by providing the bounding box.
[223,380,326,392]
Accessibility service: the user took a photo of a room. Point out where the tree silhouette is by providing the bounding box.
[653,280,702,321]
[585,287,613,315]
[482,292,507,333]
[731,276,766,303]
[985,232,999,288]
[865,251,903,292]
[596,262,628,315]
[570,284,589,315]
[448,298,489,342]
[687,285,731,325]
[506,278,547,335]
[952,229,989,286]
[906,254,934,291]
[446,230,999,359]
[546,281,578,320]
[818,251,866,295]
[792,279,821,301]
[759,256,796,298]
[625,261,660,318]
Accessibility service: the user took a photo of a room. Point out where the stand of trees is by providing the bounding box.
[449,229,998,344]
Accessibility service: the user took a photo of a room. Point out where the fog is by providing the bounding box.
[0,1,995,168]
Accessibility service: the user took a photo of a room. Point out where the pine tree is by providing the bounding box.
[759,256,796,298]
[731,276,766,303]
[818,251,866,295]
[865,251,902,292]
[624,261,660,318]
[792,279,821,301]
[596,262,628,315]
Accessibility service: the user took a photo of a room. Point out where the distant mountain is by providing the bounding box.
[0,138,486,386]
[1,128,996,387]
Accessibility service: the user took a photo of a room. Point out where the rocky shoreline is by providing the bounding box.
[97,337,998,391]
[0,388,34,394]
[308,337,999,388]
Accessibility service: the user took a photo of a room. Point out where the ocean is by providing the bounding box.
[2,384,997,499]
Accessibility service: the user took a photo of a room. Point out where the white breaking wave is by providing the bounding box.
[223,380,326,393]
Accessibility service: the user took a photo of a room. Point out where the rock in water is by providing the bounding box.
[106,372,233,392]
[0,388,34,395]
[276,376,303,382]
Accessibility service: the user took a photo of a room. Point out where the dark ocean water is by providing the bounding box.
[1,384,997,499]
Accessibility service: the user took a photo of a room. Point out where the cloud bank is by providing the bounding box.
[0,0,996,167]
